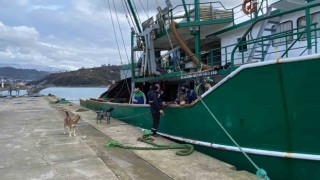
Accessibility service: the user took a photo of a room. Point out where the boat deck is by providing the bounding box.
[0,96,256,179]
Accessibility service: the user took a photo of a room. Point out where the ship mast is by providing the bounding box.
[126,0,142,34]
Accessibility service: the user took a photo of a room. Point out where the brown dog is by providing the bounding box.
[63,110,81,137]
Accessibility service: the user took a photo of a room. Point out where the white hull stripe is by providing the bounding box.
[157,132,320,161]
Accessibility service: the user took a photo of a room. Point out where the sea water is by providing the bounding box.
[0,90,28,96]
[40,87,107,105]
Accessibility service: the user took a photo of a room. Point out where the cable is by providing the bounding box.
[112,0,131,94]
[106,0,123,65]
[131,0,142,25]
[137,0,149,18]
[121,0,138,34]
[105,0,131,99]
[112,0,130,64]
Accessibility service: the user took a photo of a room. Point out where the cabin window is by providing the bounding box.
[272,21,293,47]
[237,37,248,52]
[297,12,320,41]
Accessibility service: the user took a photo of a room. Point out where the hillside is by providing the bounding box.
[27,65,121,86]
[0,67,50,81]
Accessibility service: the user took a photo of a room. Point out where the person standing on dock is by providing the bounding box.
[147,85,164,137]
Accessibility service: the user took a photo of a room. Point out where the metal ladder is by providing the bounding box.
[248,6,283,62]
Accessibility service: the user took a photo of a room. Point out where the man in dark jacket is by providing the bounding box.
[181,83,197,104]
[147,85,164,137]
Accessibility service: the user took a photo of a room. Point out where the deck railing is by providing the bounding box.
[230,2,320,71]
[153,1,233,36]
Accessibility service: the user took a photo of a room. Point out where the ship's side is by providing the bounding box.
[81,54,320,180]
[82,0,320,179]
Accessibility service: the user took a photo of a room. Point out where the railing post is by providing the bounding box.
[315,24,318,53]
[285,35,288,58]
[131,31,135,82]
[225,47,227,67]
[261,37,265,61]
[305,7,312,54]
[182,0,190,22]
[241,42,244,64]
[232,9,235,25]
[194,0,201,70]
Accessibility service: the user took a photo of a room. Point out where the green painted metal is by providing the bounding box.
[206,9,279,37]
[194,0,201,69]
[181,0,190,22]
[315,26,318,53]
[131,31,135,82]
[127,0,142,33]
[306,8,312,52]
[134,71,182,82]
[81,57,320,180]
[209,50,214,66]
[281,32,305,58]
[155,1,234,39]
[155,18,233,39]
[178,18,233,27]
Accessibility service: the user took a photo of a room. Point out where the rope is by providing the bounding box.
[131,0,142,25]
[51,98,70,104]
[75,108,89,112]
[106,0,123,65]
[116,111,150,120]
[112,0,130,64]
[105,0,131,100]
[137,0,149,18]
[199,98,270,180]
[105,130,194,156]
[112,0,131,94]
[121,0,138,34]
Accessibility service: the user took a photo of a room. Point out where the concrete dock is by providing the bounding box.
[0,96,256,180]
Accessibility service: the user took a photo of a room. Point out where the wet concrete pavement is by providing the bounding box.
[0,97,256,180]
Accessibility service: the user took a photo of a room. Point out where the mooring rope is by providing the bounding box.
[199,98,270,180]
[105,130,194,156]
[115,111,150,120]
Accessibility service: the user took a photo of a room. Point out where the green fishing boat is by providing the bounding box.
[81,0,320,179]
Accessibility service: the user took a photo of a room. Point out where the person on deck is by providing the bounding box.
[132,87,146,104]
[147,85,164,137]
[180,83,198,104]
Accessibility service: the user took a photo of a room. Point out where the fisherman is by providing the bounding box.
[179,83,198,104]
[132,86,146,104]
[147,84,164,137]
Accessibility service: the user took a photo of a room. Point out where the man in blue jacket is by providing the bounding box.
[147,85,164,137]
[181,83,197,104]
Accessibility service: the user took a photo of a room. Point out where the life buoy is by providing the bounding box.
[242,0,257,15]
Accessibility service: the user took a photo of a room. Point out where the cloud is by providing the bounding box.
[30,5,64,11]
[0,20,126,70]
[0,0,236,71]
[0,21,39,46]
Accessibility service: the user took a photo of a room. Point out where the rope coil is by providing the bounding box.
[105,130,194,156]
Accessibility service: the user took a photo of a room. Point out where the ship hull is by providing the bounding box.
[81,55,320,179]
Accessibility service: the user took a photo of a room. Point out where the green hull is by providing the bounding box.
[81,56,320,179]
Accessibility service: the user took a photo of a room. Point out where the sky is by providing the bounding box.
[0,0,233,71]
